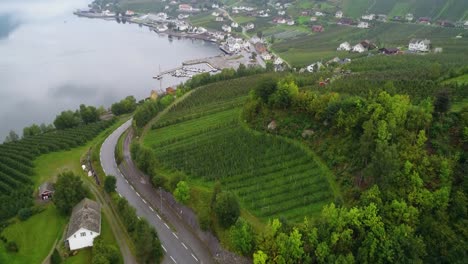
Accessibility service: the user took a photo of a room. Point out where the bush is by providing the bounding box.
[214,191,240,228]
[104,175,117,193]
[174,181,190,204]
[51,248,62,264]
[151,174,167,189]
[6,241,18,252]
[18,208,32,221]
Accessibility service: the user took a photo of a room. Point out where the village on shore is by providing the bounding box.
[75,1,467,76]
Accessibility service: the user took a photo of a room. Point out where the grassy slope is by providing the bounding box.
[339,0,468,20]
[272,22,467,67]
[0,119,127,264]
[143,75,338,223]
[0,205,66,264]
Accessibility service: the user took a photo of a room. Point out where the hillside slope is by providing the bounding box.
[338,0,468,20]
[143,75,340,222]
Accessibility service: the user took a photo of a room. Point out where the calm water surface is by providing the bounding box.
[0,0,219,139]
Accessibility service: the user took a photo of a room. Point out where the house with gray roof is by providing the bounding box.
[66,198,101,250]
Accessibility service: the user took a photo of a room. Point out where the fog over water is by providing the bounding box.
[0,0,219,139]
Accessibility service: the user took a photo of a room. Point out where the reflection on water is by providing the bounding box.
[0,0,219,139]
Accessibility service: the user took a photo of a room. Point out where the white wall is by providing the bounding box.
[68,228,100,250]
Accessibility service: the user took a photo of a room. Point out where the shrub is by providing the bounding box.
[214,191,240,228]
[18,208,32,221]
[6,241,18,252]
[51,248,62,264]
[104,175,117,193]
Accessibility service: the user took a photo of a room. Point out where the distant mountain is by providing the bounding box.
[334,0,468,21]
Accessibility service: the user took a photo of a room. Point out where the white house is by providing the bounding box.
[315,11,325,17]
[231,22,239,28]
[464,20,468,27]
[352,43,367,53]
[274,57,283,65]
[408,39,431,52]
[336,11,343,18]
[307,62,323,72]
[196,26,207,34]
[287,19,295,26]
[310,16,318,22]
[278,10,285,16]
[245,23,255,30]
[215,16,224,21]
[337,42,351,51]
[212,4,219,9]
[406,13,414,21]
[261,53,272,60]
[358,21,369,28]
[222,24,232,32]
[212,11,220,16]
[361,14,375,21]
[66,198,101,251]
[250,35,262,44]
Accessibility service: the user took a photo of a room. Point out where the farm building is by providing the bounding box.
[379,48,400,55]
[409,39,431,52]
[38,182,54,200]
[312,25,324,32]
[335,11,343,18]
[222,24,231,32]
[337,42,351,51]
[338,18,354,26]
[178,4,193,12]
[352,43,367,53]
[245,23,255,30]
[66,198,101,251]
[418,17,431,25]
[166,87,176,95]
[361,14,375,21]
[358,21,369,28]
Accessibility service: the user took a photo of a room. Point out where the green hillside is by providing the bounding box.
[143,75,339,222]
[339,0,468,20]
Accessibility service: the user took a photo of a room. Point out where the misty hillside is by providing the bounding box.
[317,0,468,20]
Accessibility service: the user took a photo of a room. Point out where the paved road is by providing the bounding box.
[100,119,214,264]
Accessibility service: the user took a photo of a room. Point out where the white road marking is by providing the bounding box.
[125,179,129,184]
[170,256,177,263]
[136,192,141,197]
[173,232,178,239]
[157,214,161,220]
[149,206,154,212]
[161,245,167,252]
[164,223,170,229]
[117,192,122,198]
[142,199,147,204]
[181,242,187,250]
[137,216,141,220]
[191,254,199,262]
[130,185,135,190]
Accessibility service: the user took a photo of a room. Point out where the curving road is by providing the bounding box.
[100,119,214,264]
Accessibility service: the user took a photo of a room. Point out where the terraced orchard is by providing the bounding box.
[144,75,337,222]
[0,120,115,194]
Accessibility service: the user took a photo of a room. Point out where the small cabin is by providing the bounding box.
[38,182,55,200]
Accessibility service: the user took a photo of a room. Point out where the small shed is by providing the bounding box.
[38,182,55,200]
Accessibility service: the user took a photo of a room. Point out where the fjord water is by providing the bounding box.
[0,0,219,139]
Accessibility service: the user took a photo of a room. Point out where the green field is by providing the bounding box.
[143,75,338,222]
[0,205,66,264]
[339,0,468,20]
[272,22,468,67]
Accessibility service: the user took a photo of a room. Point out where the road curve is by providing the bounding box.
[100,119,214,264]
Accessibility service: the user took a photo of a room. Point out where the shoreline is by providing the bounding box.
[73,12,263,80]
